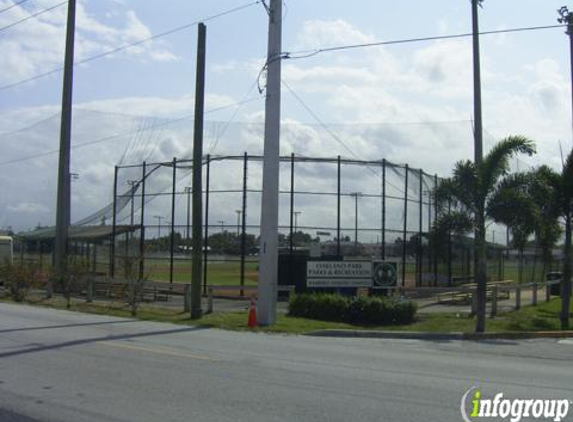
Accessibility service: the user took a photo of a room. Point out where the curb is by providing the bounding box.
[304,329,573,341]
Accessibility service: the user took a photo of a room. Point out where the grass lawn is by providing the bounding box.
[2,294,571,335]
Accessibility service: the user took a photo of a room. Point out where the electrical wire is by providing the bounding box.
[283,80,411,194]
[0,97,265,167]
[0,0,66,33]
[0,0,32,15]
[0,0,262,92]
[207,79,261,154]
[282,24,566,61]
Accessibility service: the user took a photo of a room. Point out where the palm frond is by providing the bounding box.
[481,135,536,194]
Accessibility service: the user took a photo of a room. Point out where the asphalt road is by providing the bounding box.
[0,303,571,422]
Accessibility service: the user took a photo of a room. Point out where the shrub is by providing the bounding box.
[288,293,417,325]
[0,262,46,302]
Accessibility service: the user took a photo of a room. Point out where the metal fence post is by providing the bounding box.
[490,285,498,317]
[433,174,438,287]
[139,162,146,280]
[169,157,177,285]
[447,200,452,287]
[110,165,118,278]
[337,155,341,258]
[402,164,409,287]
[532,282,538,306]
[202,155,211,296]
[184,284,190,312]
[418,169,423,287]
[240,152,248,296]
[86,276,93,303]
[471,289,478,315]
[381,159,386,260]
[515,284,521,310]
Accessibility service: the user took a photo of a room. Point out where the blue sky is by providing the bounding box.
[1,0,572,232]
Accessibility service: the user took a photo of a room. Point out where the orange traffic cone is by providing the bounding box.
[248,298,258,328]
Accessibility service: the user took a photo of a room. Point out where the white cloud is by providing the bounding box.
[0,0,176,86]
[296,19,375,49]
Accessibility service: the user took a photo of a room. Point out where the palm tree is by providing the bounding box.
[531,156,573,329]
[434,135,536,332]
[488,173,539,284]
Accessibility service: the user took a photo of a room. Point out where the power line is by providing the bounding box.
[0,97,264,167]
[0,1,66,33]
[0,0,32,15]
[283,80,410,194]
[0,0,262,92]
[207,79,261,154]
[282,24,566,60]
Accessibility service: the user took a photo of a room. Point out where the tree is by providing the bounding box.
[529,156,573,329]
[434,136,535,332]
[488,172,541,283]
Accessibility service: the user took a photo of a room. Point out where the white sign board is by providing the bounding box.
[307,261,372,287]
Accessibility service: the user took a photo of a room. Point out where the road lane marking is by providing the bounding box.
[558,339,573,345]
[99,341,218,361]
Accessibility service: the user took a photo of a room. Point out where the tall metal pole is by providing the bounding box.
[110,165,118,278]
[236,210,241,237]
[185,187,191,244]
[557,6,573,329]
[381,159,386,260]
[472,0,487,333]
[351,193,361,254]
[169,157,177,285]
[402,165,409,287]
[240,153,248,295]
[54,0,77,295]
[337,156,341,258]
[418,169,423,287]
[294,211,301,233]
[139,162,146,280]
[258,0,282,326]
[289,153,295,256]
[203,155,211,296]
[191,23,207,319]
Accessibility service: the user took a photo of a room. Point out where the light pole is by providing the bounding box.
[351,192,362,253]
[218,220,225,234]
[235,210,242,237]
[184,187,192,244]
[127,180,138,227]
[559,6,573,141]
[153,215,163,238]
[294,211,302,233]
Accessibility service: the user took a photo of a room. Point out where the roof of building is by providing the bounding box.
[19,225,139,241]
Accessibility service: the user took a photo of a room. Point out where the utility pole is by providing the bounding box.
[258,0,282,326]
[472,0,487,333]
[218,220,225,234]
[53,0,77,297]
[191,23,207,319]
[557,6,573,330]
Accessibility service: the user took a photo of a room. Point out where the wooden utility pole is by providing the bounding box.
[258,0,282,325]
[54,0,77,296]
[190,23,207,319]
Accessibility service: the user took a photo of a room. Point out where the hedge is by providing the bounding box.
[288,293,417,325]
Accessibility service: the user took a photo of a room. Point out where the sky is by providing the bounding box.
[0,0,572,240]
